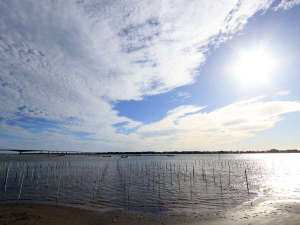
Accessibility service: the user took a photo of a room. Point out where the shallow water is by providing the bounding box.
[0,153,300,214]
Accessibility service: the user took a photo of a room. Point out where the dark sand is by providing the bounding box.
[0,203,207,225]
[1,199,300,225]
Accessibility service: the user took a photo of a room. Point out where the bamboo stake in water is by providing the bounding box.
[228,163,231,186]
[219,174,222,193]
[244,169,249,194]
[192,165,195,181]
[190,172,193,200]
[212,167,216,185]
[170,169,173,185]
[18,173,24,200]
[177,172,181,192]
[4,166,9,192]
[56,175,61,202]
[158,173,161,200]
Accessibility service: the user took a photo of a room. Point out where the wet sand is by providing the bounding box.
[1,199,300,225]
[212,199,300,225]
[0,203,201,225]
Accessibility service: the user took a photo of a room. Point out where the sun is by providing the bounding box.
[232,48,276,86]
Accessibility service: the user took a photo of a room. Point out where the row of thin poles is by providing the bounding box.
[0,157,252,207]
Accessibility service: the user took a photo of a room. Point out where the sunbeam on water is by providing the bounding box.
[0,154,300,216]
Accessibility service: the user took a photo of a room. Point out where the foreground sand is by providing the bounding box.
[1,199,300,225]
[0,203,198,225]
[209,199,300,225]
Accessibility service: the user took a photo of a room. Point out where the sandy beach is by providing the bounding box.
[211,199,300,225]
[1,199,300,225]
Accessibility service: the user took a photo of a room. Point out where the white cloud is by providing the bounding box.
[135,97,300,150]
[175,92,192,100]
[0,0,299,151]
[1,96,300,151]
[275,0,300,10]
[275,90,291,97]
[0,0,274,116]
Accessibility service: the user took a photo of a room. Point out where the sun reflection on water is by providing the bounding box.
[253,154,300,199]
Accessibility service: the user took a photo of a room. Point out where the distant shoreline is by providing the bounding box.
[0,148,299,155]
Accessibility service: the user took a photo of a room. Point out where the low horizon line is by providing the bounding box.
[0,148,299,154]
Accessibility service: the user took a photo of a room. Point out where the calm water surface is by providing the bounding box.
[0,153,300,215]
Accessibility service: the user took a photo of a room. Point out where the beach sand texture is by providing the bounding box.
[1,199,300,225]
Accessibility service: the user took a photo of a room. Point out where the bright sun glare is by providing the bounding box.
[233,49,276,86]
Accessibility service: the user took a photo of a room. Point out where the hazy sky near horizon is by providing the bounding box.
[1,0,300,152]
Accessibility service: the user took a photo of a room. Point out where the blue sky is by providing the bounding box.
[1,0,300,151]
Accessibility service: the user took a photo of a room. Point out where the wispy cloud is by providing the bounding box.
[275,90,291,97]
[275,0,300,10]
[175,92,192,100]
[135,97,300,150]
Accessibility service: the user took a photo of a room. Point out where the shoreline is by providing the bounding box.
[1,150,300,156]
[1,198,300,224]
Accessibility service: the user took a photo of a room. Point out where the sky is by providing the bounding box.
[1,0,300,152]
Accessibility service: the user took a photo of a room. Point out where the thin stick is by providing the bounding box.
[228,163,231,186]
[219,174,222,193]
[192,165,195,179]
[18,173,24,200]
[4,166,9,192]
[213,167,216,184]
[245,169,249,194]
[56,175,61,202]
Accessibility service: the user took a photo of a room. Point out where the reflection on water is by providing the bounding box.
[0,154,300,214]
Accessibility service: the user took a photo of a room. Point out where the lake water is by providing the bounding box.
[0,153,300,215]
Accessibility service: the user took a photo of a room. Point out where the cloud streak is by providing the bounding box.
[135,97,300,150]
[275,0,300,10]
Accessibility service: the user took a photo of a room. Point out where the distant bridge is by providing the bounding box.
[0,149,78,154]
